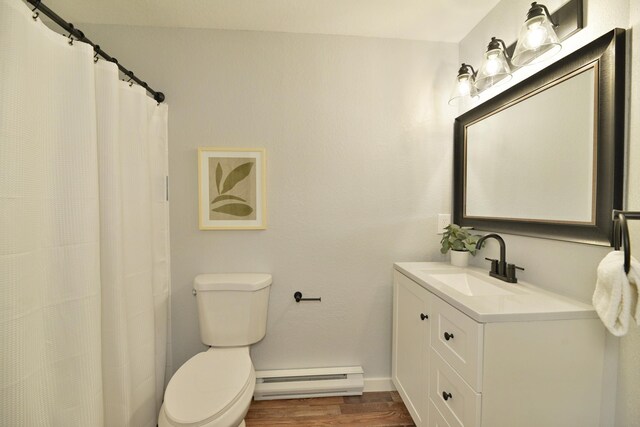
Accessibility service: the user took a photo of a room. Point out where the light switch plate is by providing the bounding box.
[437,214,451,235]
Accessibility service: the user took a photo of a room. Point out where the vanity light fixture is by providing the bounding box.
[511,2,561,66]
[474,37,513,92]
[448,63,479,106]
[447,0,582,106]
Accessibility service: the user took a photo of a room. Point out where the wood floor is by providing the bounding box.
[245,391,416,426]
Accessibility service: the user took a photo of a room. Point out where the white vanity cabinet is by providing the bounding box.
[392,263,609,427]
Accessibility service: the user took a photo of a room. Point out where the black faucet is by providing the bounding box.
[475,233,524,283]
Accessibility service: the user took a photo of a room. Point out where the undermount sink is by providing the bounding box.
[427,272,514,296]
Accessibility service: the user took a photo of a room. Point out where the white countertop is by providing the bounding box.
[394,262,597,323]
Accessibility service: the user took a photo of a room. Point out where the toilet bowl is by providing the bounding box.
[158,347,255,427]
[159,273,271,427]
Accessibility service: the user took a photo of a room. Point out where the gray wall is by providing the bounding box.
[82,24,458,384]
[458,0,640,424]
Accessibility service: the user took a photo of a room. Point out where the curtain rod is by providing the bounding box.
[26,0,165,103]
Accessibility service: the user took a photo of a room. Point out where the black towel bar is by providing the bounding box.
[612,210,640,274]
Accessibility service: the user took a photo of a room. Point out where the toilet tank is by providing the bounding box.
[193,273,271,347]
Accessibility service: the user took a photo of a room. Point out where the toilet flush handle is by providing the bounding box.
[192,289,197,296]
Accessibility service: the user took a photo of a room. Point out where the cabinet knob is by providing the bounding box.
[420,313,429,320]
[444,332,454,341]
[442,391,452,401]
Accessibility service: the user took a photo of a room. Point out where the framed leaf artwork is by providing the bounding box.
[198,147,266,230]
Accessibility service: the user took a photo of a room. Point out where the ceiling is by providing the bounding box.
[43,0,501,43]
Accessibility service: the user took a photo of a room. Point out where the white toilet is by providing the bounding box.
[158,273,272,427]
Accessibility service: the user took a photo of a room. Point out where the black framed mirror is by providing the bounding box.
[454,29,625,246]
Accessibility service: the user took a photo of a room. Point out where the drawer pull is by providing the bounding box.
[420,313,429,320]
[442,391,453,401]
[444,332,455,341]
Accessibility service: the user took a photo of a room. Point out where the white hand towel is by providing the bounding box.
[592,251,631,336]
[627,255,640,326]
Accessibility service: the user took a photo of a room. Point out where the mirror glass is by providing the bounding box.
[465,66,596,223]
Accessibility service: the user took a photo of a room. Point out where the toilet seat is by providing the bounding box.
[163,347,253,426]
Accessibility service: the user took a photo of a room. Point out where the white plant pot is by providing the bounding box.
[450,250,470,267]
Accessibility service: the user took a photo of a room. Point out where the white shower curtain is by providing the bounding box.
[95,62,170,427]
[0,0,170,425]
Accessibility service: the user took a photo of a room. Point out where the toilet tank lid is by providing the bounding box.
[194,273,272,291]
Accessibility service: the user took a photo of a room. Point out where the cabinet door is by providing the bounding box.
[392,272,432,426]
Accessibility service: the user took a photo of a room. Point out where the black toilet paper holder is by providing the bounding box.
[294,291,321,302]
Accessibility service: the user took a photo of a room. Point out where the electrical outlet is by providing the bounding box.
[437,214,451,235]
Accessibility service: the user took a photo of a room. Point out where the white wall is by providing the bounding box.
[458,0,639,424]
[82,24,457,383]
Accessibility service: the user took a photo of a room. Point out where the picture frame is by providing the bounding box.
[198,147,266,230]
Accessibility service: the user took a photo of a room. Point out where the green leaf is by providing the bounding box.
[215,163,223,194]
[221,162,254,194]
[211,203,254,217]
[440,223,480,254]
[211,194,246,204]
[464,242,477,255]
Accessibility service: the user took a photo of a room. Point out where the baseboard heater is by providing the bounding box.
[253,366,364,400]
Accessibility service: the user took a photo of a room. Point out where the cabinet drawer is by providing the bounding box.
[431,296,483,391]
[430,351,481,427]
[429,399,452,427]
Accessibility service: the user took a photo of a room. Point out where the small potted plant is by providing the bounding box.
[440,224,480,267]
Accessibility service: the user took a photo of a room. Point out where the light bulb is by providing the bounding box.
[457,76,471,96]
[484,51,501,76]
[524,19,548,50]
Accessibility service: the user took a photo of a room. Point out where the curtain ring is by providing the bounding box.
[66,23,75,45]
[31,2,40,20]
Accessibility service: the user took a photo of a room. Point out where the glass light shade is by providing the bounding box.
[512,13,562,66]
[475,47,512,92]
[448,65,478,106]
